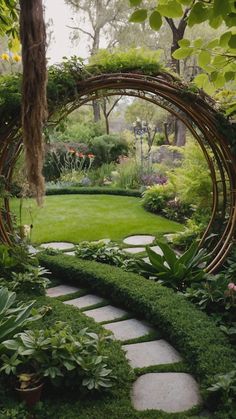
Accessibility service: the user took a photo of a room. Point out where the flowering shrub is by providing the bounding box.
[141,183,175,213]
[163,198,194,223]
[140,173,167,187]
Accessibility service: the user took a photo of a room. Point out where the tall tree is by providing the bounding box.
[66,0,129,122]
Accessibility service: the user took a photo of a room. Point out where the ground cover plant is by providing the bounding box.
[10,194,183,244]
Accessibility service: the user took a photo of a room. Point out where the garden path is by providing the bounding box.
[46,283,202,414]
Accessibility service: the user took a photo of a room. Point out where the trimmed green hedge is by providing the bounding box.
[39,254,236,401]
[46,187,141,198]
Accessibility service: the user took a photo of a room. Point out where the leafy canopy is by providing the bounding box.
[129,0,236,112]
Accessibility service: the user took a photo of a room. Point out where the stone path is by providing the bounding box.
[123,235,155,245]
[46,284,202,414]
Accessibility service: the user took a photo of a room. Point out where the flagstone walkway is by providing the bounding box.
[46,283,202,414]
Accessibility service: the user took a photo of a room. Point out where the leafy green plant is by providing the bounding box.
[0,287,40,343]
[208,370,236,407]
[0,243,38,279]
[163,198,194,223]
[136,241,208,291]
[0,267,51,296]
[75,241,135,270]
[1,321,115,391]
[142,183,175,213]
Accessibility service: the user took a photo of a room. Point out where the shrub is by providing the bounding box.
[0,267,50,296]
[163,199,194,223]
[170,141,212,210]
[39,253,236,402]
[142,183,175,213]
[90,134,129,167]
[115,159,142,189]
[74,241,136,271]
[89,162,116,186]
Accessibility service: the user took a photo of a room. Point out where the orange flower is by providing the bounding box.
[88,153,95,159]
[68,148,75,153]
[78,153,84,158]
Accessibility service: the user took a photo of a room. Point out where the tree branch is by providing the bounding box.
[66,25,94,40]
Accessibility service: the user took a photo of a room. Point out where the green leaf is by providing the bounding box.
[178,0,192,4]
[193,38,203,48]
[188,3,211,26]
[194,73,209,88]
[220,31,232,47]
[209,15,223,29]
[129,9,147,23]
[225,71,235,81]
[172,47,193,59]
[149,10,162,31]
[214,73,226,88]
[228,34,236,48]
[206,39,219,49]
[198,50,211,68]
[178,241,198,266]
[157,1,183,18]
[213,0,230,17]
[178,39,190,47]
[155,241,177,268]
[129,0,142,6]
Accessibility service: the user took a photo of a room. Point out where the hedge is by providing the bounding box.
[46,187,141,198]
[39,254,236,401]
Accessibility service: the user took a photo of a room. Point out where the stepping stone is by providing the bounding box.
[64,294,106,309]
[103,319,155,341]
[84,305,129,323]
[123,247,145,254]
[122,340,182,368]
[123,235,155,246]
[47,284,80,297]
[40,242,74,250]
[65,251,76,256]
[132,373,202,413]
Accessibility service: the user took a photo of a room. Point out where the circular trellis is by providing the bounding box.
[0,67,236,272]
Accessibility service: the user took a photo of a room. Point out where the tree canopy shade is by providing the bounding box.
[0,51,236,271]
[0,0,19,39]
[129,0,236,106]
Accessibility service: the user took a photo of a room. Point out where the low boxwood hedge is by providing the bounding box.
[46,186,141,197]
[39,254,236,403]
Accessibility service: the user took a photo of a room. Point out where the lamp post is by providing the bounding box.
[132,118,147,169]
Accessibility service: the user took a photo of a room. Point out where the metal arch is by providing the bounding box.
[0,71,236,272]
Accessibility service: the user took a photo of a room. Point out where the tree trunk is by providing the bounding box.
[163,122,170,145]
[20,0,47,204]
[92,100,101,122]
[174,119,186,147]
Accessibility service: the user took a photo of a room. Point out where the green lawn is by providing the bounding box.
[11,194,183,244]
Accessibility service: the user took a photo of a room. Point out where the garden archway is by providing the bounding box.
[0,61,236,272]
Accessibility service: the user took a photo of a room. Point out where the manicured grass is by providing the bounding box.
[10,194,183,244]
